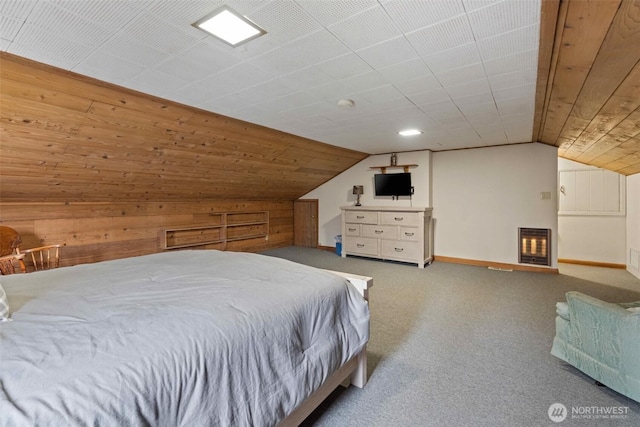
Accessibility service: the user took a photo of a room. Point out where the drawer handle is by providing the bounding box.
[404,232,414,237]
[348,228,357,232]
[394,217,404,221]
[356,215,365,219]
[375,230,383,234]
[394,247,404,252]
[357,243,365,248]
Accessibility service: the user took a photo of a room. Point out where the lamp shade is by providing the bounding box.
[352,185,364,195]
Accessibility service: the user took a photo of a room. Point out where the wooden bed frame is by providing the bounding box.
[279,270,372,426]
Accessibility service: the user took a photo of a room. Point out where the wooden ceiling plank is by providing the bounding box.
[540,0,622,145]
[575,105,640,162]
[533,0,562,143]
[604,150,640,173]
[568,63,640,162]
[588,135,640,168]
[557,0,640,158]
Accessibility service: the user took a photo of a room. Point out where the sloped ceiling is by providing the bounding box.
[1,0,543,154]
[0,0,639,207]
[534,0,640,175]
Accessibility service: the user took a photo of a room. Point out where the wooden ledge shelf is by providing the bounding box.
[163,211,268,250]
[369,164,418,173]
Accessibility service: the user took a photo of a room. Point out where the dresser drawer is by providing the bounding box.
[399,227,420,241]
[345,237,378,256]
[362,224,397,239]
[345,211,378,224]
[381,240,420,259]
[345,224,361,236]
[380,211,420,227]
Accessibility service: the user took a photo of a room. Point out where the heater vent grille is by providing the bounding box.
[519,228,551,266]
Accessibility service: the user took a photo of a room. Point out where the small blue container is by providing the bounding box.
[335,235,342,255]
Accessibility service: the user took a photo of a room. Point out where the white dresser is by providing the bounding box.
[340,206,433,268]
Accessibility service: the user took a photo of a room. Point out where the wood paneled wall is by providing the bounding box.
[0,201,292,266]
[0,53,368,264]
[0,52,367,203]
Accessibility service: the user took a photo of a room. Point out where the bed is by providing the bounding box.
[0,250,371,426]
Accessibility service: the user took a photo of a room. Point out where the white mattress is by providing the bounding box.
[0,250,370,426]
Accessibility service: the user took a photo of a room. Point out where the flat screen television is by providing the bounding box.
[374,173,412,196]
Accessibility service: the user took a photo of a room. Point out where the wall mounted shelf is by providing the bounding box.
[163,211,268,250]
[369,164,418,174]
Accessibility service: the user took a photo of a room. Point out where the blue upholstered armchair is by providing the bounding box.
[551,291,640,403]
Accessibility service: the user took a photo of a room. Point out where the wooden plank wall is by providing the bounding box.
[0,53,369,265]
[0,201,292,266]
[0,52,367,202]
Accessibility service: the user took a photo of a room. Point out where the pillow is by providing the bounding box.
[0,282,10,322]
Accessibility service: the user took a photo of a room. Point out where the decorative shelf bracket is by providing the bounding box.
[369,164,418,174]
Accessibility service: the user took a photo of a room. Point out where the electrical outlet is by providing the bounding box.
[540,192,551,200]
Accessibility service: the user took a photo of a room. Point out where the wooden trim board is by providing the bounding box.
[435,255,559,274]
[558,259,626,269]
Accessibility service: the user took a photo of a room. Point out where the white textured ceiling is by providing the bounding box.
[0,0,541,154]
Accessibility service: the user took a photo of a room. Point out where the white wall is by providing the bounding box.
[302,150,432,247]
[627,173,640,279]
[432,143,558,268]
[557,158,626,265]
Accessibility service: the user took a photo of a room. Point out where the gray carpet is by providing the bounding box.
[262,247,640,427]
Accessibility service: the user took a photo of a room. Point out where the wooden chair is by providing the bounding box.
[19,245,61,272]
[0,253,25,275]
[0,226,22,257]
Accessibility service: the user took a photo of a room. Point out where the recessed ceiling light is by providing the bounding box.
[193,6,266,47]
[398,129,423,136]
[337,99,355,108]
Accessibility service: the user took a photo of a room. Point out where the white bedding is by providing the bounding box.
[0,250,370,426]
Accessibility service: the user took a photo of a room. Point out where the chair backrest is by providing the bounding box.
[0,226,22,256]
[0,253,25,275]
[20,245,61,272]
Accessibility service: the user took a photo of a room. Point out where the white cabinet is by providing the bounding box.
[340,206,433,268]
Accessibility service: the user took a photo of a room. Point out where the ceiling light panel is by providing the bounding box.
[193,7,266,47]
[399,129,423,136]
